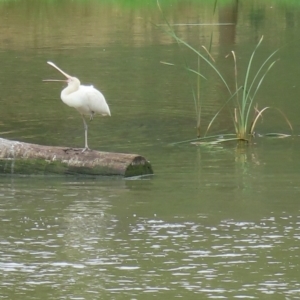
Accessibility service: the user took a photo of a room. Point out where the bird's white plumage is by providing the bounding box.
[60,81,111,117]
[44,61,111,151]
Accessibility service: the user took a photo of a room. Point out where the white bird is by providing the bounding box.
[44,61,111,152]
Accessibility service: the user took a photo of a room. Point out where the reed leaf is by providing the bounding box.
[241,36,264,118]
[249,107,293,135]
[204,86,244,136]
[244,59,277,129]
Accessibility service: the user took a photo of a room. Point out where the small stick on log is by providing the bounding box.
[0,138,153,177]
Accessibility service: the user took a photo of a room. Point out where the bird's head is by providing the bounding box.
[43,61,80,88]
[67,76,81,87]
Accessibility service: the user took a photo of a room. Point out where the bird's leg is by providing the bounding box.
[81,115,90,152]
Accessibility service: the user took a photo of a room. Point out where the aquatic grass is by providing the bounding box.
[223,36,287,139]
[157,0,231,137]
[157,0,232,139]
[157,1,292,144]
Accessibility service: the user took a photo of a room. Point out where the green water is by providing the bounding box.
[1,0,300,299]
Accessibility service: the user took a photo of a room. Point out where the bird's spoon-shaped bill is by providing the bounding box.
[47,61,71,79]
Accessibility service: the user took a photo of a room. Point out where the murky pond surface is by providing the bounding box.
[1,0,300,299]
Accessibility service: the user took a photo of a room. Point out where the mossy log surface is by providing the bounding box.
[0,138,153,177]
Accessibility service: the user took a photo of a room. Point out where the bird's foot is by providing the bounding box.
[82,147,91,153]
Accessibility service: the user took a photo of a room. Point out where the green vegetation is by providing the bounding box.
[206,36,292,141]
[157,0,292,144]
[0,0,230,6]
[2,0,300,9]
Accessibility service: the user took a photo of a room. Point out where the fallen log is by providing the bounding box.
[0,138,153,177]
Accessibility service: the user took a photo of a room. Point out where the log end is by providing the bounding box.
[124,155,153,178]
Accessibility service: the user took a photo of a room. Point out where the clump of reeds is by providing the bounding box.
[157,1,292,144]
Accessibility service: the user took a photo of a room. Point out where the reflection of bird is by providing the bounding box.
[44,61,111,152]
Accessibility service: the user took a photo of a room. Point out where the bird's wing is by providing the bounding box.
[80,86,111,116]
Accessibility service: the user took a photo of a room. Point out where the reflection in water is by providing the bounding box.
[1,180,300,299]
[219,0,239,46]
[0,177,121,299]
[123,215,300,297]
